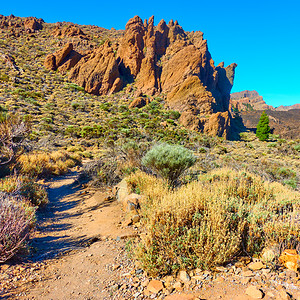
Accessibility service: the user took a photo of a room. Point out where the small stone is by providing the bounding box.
[241,277,251,285]
[179,270,191,283]
[164,275,174,287]
[245,285,264,299]
[147,280,164,294]
[173,281,183,291]
[242,270,254,277]
[215,266,228,272]
[248,261,266,271]
[132,214,140,223]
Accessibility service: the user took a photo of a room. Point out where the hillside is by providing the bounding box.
[0,14,237,140]
[1,14,300,300]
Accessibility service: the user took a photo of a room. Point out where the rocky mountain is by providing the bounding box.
[230,90,273,111]
[230,90,300,112]
[43,15,237,138]
[275,103,300,111]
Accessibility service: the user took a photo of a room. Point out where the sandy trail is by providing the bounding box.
[7,171,136,300]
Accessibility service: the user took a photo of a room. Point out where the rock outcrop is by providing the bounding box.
[0,15,43,35]
[24,17,43,32]
[230,90,300,112]
[52,24,87,39]
[69,41,122,95]
[45,16,237,138]
[44,43,82,72]
[230,90,274,111]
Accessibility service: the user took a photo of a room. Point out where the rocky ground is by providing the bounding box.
[0,169,299,299]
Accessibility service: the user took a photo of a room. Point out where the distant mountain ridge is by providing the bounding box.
[230,90,300,111]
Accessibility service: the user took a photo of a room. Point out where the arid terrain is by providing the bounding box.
[0,14,300,300]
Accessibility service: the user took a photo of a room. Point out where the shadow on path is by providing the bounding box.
[26,171,95,262]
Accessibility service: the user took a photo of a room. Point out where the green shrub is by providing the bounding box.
[142,144,196,185]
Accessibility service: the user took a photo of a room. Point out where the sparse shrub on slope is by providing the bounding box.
[142,144,196,185]
[127,168,300,276]
[0,192,36,263]
[0,175,48,207]
[0,114,31,176]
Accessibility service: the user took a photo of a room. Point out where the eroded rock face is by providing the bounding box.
[230,90,274,111]
[52,24,87,38]
[44,43,82,72]
[69,41,122,95]
[44,15,237,137]
[24,17,43,32]
[0,15,44,35]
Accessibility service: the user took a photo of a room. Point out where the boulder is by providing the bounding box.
[52,24,86,38]
[128,97,149,109]
[44,43,82,72]
[147,280,164,293]
[44,54,56,71]
[54,43,73,67]
[24,17,43,32]
[245,285,264,299]
[278,249,300,272]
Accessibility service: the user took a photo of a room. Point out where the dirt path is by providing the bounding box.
[1,171,300,300]
[1,171,137,299]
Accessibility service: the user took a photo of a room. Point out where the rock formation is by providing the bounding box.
[69,41,122,95]
[0,15,43,35]
[45,16,237,138]
[230,90,300,112]
[51,24,87,39]
[230,90,273,111]
[275,103,300,111]
[44,43,82,72]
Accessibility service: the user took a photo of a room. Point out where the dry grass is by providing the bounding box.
[127,168,300,276]
[0,175,48,207]
[17,150,81,178]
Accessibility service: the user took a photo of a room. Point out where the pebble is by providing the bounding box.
[147,280,164,294]
[245,285,264,299]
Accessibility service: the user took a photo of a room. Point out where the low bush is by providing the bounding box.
[127,168,300,276]
[0,192,36,263]
[142,144,196,185]
[0,175,48,207]
[0,114,31,174]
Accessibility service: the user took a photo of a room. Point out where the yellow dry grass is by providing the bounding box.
[17,151,81,177]
[127,168,300,276]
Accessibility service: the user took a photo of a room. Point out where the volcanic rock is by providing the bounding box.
[230,90,274,111]
[128,97,149,109]
[52,24,86,38]
[24,17,43,32]
[44,43,82,72]
[44,15,237,138]
[69,41,122,95]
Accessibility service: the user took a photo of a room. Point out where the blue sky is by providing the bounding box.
[2,0,300,107]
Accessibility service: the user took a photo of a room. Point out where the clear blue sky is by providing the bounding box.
[2,0,300,107]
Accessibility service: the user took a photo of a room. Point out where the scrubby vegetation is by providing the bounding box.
[127,168,300,276]
[142,143,196,185]
[0,18,299,275]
